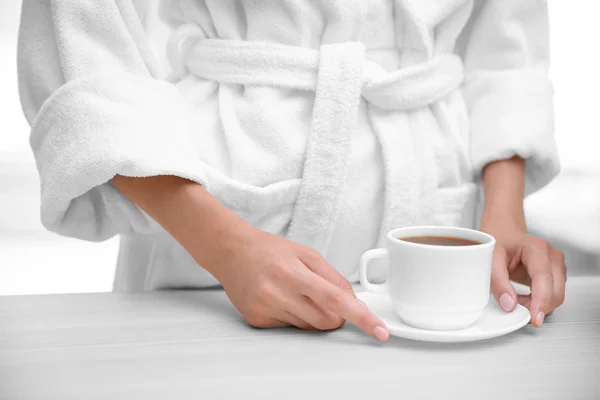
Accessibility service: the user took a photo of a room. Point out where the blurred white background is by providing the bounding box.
[1,1,599,296]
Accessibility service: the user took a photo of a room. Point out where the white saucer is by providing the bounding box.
[357,292,531,343]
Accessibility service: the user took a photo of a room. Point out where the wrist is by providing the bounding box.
[480,207,526,234]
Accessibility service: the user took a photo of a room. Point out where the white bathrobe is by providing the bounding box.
[17,0,559,291]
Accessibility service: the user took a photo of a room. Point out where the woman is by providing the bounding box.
[17,0,566,342]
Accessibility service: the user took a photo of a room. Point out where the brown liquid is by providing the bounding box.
[399,236,481,246]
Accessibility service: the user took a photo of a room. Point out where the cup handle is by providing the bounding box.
[359,249,389,294]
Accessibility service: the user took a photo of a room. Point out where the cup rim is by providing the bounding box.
[387,226,495,250]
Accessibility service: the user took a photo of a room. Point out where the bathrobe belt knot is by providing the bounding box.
[178,37,464,253]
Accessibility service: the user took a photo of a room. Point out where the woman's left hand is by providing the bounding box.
[480,156,566,327]
[481,223,567,328]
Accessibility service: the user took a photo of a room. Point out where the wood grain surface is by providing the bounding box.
[1,278,599,400]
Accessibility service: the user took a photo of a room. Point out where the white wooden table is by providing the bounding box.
[1,277,599,400]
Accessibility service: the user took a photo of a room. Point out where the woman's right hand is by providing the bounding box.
[211,227,389,341]
[111,175,389,342]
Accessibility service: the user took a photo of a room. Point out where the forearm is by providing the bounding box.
[480,156,527,232]
[110,175,252,278]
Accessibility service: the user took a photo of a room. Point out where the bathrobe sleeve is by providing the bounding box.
[17,0,208,241]
[458,0,559,196]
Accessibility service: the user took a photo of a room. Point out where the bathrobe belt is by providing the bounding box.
[178,37,464,254]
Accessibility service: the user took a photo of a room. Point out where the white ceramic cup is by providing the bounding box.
[359,226,495,331]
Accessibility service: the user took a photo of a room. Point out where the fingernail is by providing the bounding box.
[374,326,389,342]
[536,311,545,326]
[499,293,515,312]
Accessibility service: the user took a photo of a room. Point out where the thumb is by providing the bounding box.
[490,247,518,312]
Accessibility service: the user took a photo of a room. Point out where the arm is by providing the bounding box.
[19,0,388,341]
[18,0,208,241]
[459,0,566,325]
[109,175,390,342]
[458,0,560,197]
[480,155,567,328]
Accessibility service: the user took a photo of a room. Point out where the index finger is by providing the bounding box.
[523,243,554,327]
[299,249,356,296]
[298,270,389,342]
